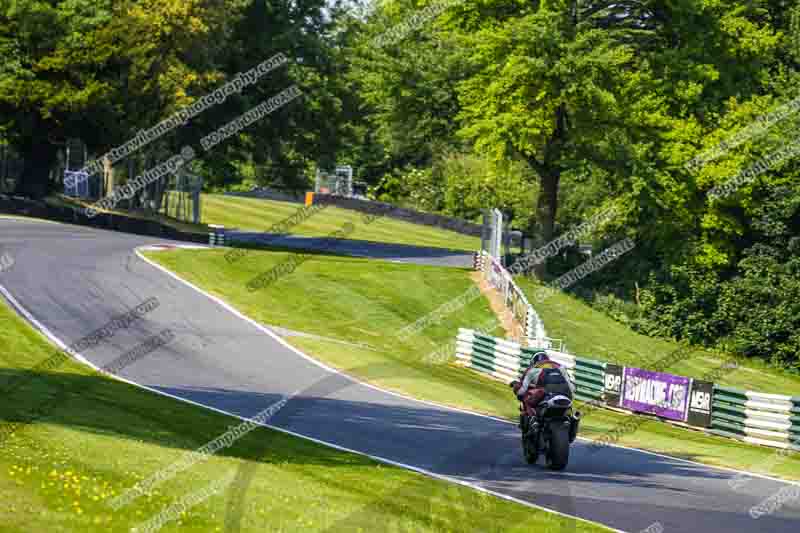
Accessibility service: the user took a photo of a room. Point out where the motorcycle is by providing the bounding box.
[510,382,580,470]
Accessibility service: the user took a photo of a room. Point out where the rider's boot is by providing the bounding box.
[526,414,539,437]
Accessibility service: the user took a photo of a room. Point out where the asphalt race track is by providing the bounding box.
[1,218,798,532]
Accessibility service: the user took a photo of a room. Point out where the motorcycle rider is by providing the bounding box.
[510,352,575,435]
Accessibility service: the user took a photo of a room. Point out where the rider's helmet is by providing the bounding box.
[530,351,549,366]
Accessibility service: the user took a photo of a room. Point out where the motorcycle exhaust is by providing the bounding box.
[569,411,581,443]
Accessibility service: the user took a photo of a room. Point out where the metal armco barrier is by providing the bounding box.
[711,387,800,451]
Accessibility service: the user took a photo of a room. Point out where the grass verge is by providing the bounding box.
[0,294,610,532]
[144,247,800,482]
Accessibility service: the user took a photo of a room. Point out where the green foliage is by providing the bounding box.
[436,152,536,226]
[403,167,444,213]
[635,173,800,370]
[365,167,446,212]
[635,264,725,345]
[636,250,800,373]
[343,0,472,184]
[367,172,407,204]
[716,252,800,370]
[364,153,537,226]
[1,0,350,196]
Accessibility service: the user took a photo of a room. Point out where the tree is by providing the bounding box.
[190,0,356,192]
[0,0,243,197]
[0,0,116,196]
[0,0,354,197]
[452,0,664,247]
[343,0,469,184]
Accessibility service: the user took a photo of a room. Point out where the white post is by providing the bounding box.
[490,208,503,259]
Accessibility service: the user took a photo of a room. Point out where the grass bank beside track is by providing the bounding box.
[146,247,800,482]
[0,296,608,532]
[200,194,480,251]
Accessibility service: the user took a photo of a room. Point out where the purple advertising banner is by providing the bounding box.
[621,367,692,422]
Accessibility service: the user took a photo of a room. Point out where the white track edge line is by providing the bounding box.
[0,281,616,532]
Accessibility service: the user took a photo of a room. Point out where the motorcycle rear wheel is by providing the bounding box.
[522,433,538,464]
[546,425,570,470]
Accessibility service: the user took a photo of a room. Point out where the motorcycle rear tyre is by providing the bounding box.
[522,433,538,464]
[546,425,570,471]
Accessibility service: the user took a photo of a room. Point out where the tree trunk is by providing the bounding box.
[531,168,560,278]
[16,139,58,199]
[537,169,560,244]
[530,102,567,278]
[152,171,167,212]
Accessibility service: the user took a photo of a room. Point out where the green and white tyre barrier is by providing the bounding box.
[573,358,606,403]
[455,329,536,382]
[454,330,799,451]
[455,330,598,396]
[208,224,226,247]
[711,387,800,451]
